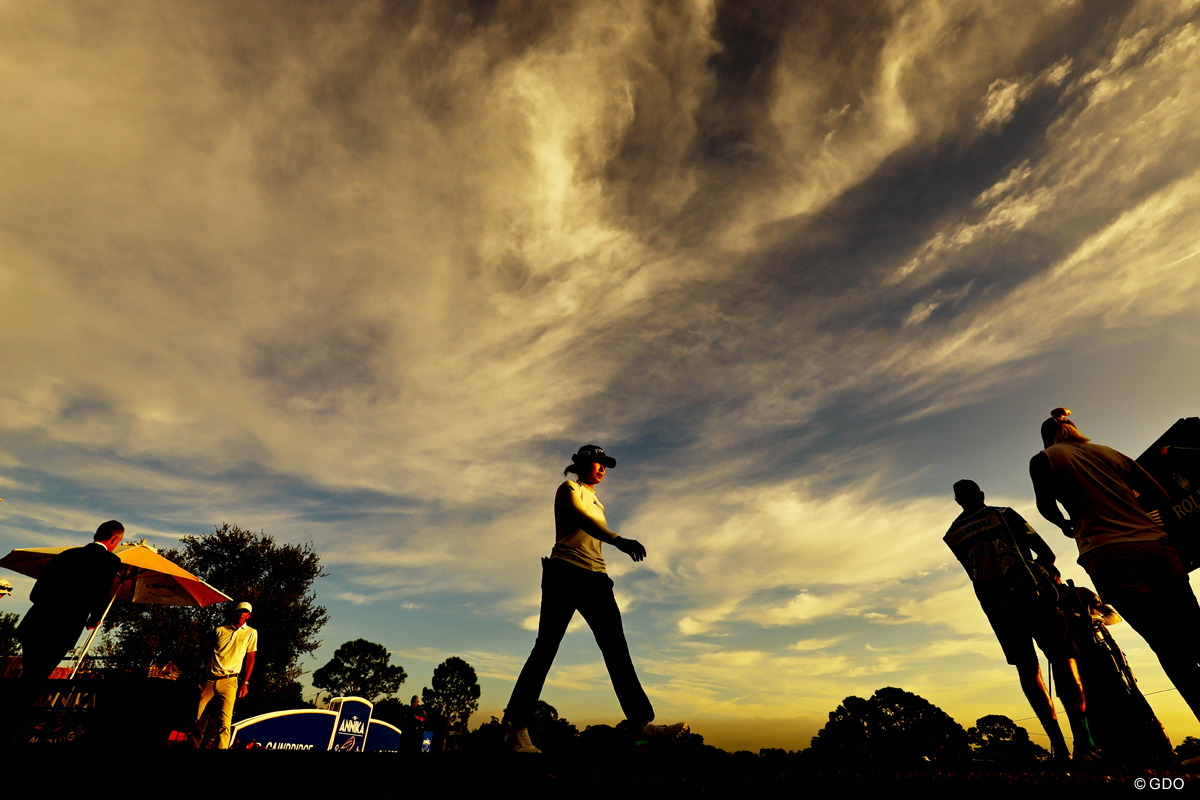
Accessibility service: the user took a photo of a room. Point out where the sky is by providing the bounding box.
[3,0,1200,753]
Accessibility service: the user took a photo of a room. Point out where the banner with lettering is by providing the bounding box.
[231,697,401,752]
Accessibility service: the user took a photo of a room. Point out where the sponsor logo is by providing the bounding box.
[1171,490,1200,522]
[264,742,315,750]
[33,691,96,710]
[339,717,365,734]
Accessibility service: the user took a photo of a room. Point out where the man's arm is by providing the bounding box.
[1005,508,1057,563]
[239,651,255,699]
[1026,531,1059,574]
[86,552,122,628]
[1128,457,1170,505]
[1004,507,1060,579]
[1029,453,1073,538]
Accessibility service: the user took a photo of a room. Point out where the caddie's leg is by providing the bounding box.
[191,679,217,748]
[215,676,238,749]
[1051,656,1095,755]
[1017,663,1070,761]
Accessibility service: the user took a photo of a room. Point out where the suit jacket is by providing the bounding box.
[18,542,122,645]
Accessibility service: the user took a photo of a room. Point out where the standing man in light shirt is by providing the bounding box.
[192,600,258,749]
[1030,407,1200,722]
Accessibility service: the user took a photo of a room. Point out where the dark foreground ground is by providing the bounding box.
[4,746,1195,797]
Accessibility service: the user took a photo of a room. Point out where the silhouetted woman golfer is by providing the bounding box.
[503,444,686,752]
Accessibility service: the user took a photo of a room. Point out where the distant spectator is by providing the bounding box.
[408,694,425,751]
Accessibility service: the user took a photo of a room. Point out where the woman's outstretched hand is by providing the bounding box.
[615,537,647,562]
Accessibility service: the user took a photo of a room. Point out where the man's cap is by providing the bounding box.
[236,601,253,613]
[572,444,616,468]
[952,479,982,499]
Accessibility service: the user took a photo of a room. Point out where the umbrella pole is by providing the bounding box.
[68,590,119,679]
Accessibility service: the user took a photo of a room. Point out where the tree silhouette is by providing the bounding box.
[529,700,578,753]
[809,686,968,767]
[1178,736,1200,761]
[466,716,505,752]
[312,638,406,702]
[372,697,408,728]
[422,656,480,735]
[0,612,19,657]
[967,714,1046,763]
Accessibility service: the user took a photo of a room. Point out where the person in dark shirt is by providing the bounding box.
[407,695,425,752]
[946,481,1094,761]
[17,520,124,679]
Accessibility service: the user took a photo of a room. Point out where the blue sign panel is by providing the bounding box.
[231,709,336,751]
[232,697,403,752]
[364,720,402,752]
[328,696,373,752]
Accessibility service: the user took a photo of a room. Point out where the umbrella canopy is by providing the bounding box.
[1,541,232,678]
[0,542,231,607]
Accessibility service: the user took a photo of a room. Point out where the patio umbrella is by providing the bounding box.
[0,540,231,676]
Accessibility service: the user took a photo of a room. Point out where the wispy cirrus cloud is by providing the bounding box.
[4,0,1200,750]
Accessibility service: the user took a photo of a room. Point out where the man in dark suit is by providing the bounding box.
[17,520,124,679]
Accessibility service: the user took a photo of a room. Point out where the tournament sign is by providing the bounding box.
[1137,416,1200,569]
[328,696,372,751]
[231,696,401,751]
